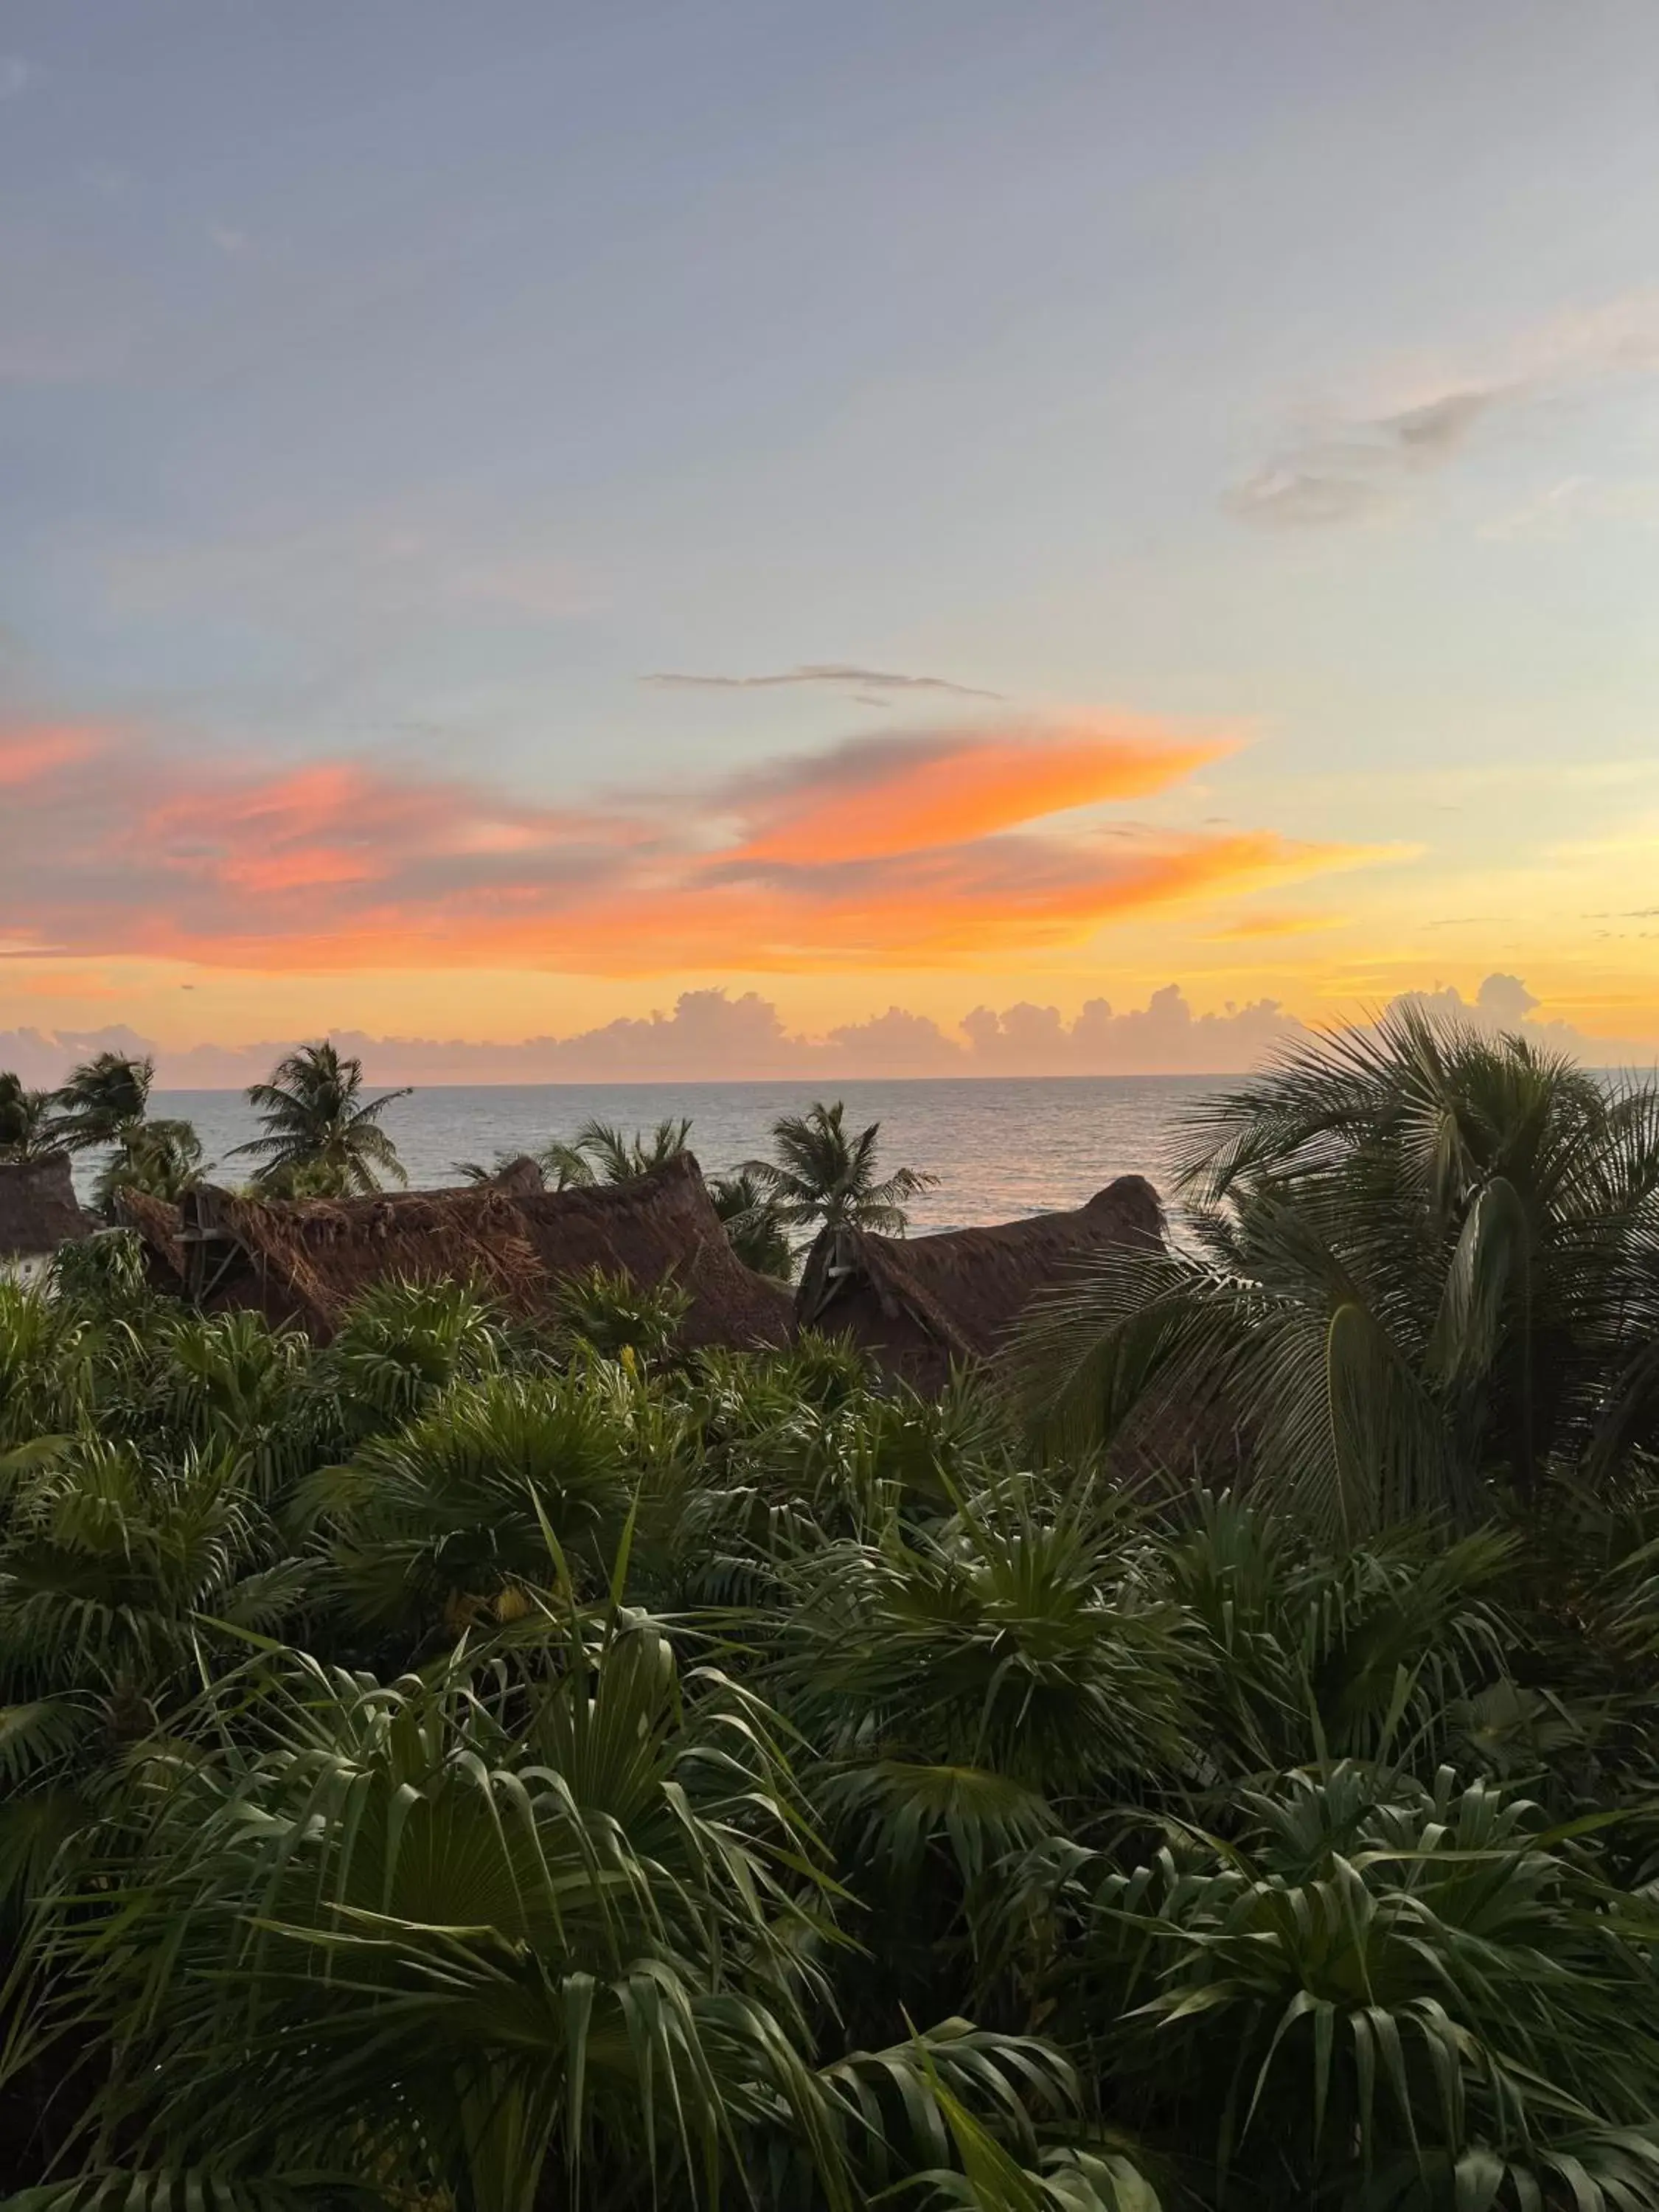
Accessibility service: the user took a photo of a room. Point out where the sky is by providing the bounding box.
[3,1,1659,1081]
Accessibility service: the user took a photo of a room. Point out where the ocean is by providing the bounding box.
[130,1076,1226,1231]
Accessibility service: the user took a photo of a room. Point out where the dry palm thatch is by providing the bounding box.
[511,1154,793,1348]
[122,1154,792,1349]
[111,1188,190,1290]
[796,1176,1166,1392]
[0,1155,92,1266]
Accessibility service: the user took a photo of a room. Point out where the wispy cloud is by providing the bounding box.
[1481,473,1659,541]
[0,55,37,100]
[1202,909,1346,941]
[0,710,1371,975]
[1228,388,1506,528]
[641,664,1002,700]
[1228,293,1659,530]
[206,222,251,257]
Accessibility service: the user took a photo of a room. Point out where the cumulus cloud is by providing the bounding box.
[1228,291,1659,529]
[0,989,1300,1088]
[641,664,1001,700]
[7,974,1644,1092]
[1385,974,1655,1067]
[0,709,1362,975]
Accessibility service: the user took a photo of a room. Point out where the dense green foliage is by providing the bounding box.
[0,1020,1655,2210]
[706,1168,796,1279]
[1019,1008,1659,1536]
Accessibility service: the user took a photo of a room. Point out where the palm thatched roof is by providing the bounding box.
[0,1155,91,1262]
[111,1188,189,1289]
[509,1161,793,1349]
[122,1154,792,1349]
[795,1176,1165,1391]
[487,1155,546,1195]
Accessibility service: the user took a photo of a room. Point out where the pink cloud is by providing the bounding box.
[0,710,1366,975]
[7,973,1646,1093]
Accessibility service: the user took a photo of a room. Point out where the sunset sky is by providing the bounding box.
[3,2,1658,1079]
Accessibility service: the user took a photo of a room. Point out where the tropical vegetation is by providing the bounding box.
[0,1052,209,1208]
[0,1016,1655,2210]
[233,1040,410,1196]
[453,1104,925,1281]
[0,1076,57,1165]
[743,1097,939,1235]
[1017,1005,1659,1534]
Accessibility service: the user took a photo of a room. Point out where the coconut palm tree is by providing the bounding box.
[744,1100,937,1237]
[42,1052,208,1220]
[91,1116,206,1214]
[549,1115,695,1186]
[48,1051,154,1151]
[232,1042,409,1197]
[708,1166,795,1278]
[0,1071,60,1162]
[1016,1006,1659,1534]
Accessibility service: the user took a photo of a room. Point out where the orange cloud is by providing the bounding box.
[0,726,100,785]
[0,710,1371,975]
[730,718,1232,863]
[1203,908,1349,941]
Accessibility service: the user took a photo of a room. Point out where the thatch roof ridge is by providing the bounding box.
[795,1175,1164,1383]
[113,1189,187,1284]
[0,1155,91,1259]
[488,1155,545,1194]
[180,1181,547,1335]
[511,1152,793,1349]
[120,1152,791,1350]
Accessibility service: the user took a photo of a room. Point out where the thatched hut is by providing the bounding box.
[111,1188,190,1294]
[0,1156,91,1284]
[123,1154,791,1349]
[511,1158,793,1350]
[794,1175,1165,1391]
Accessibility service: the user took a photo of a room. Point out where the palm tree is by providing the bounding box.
[296,1374,631,1635]
[744,1099,936,1237]
[1015,1006,1659,1534]
[49,1051,154,1151]
[91,1116,207,1214]
[232,1042,409,1197]
[0,1072,61,1162]
[548,1114,695,1187]
[44,1052,209,1220]
[708,1166,795,1278]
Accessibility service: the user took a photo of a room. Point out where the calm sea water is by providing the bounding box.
[128,1077,1225,1232]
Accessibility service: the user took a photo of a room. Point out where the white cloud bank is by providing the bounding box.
[1,975,1652,1091]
